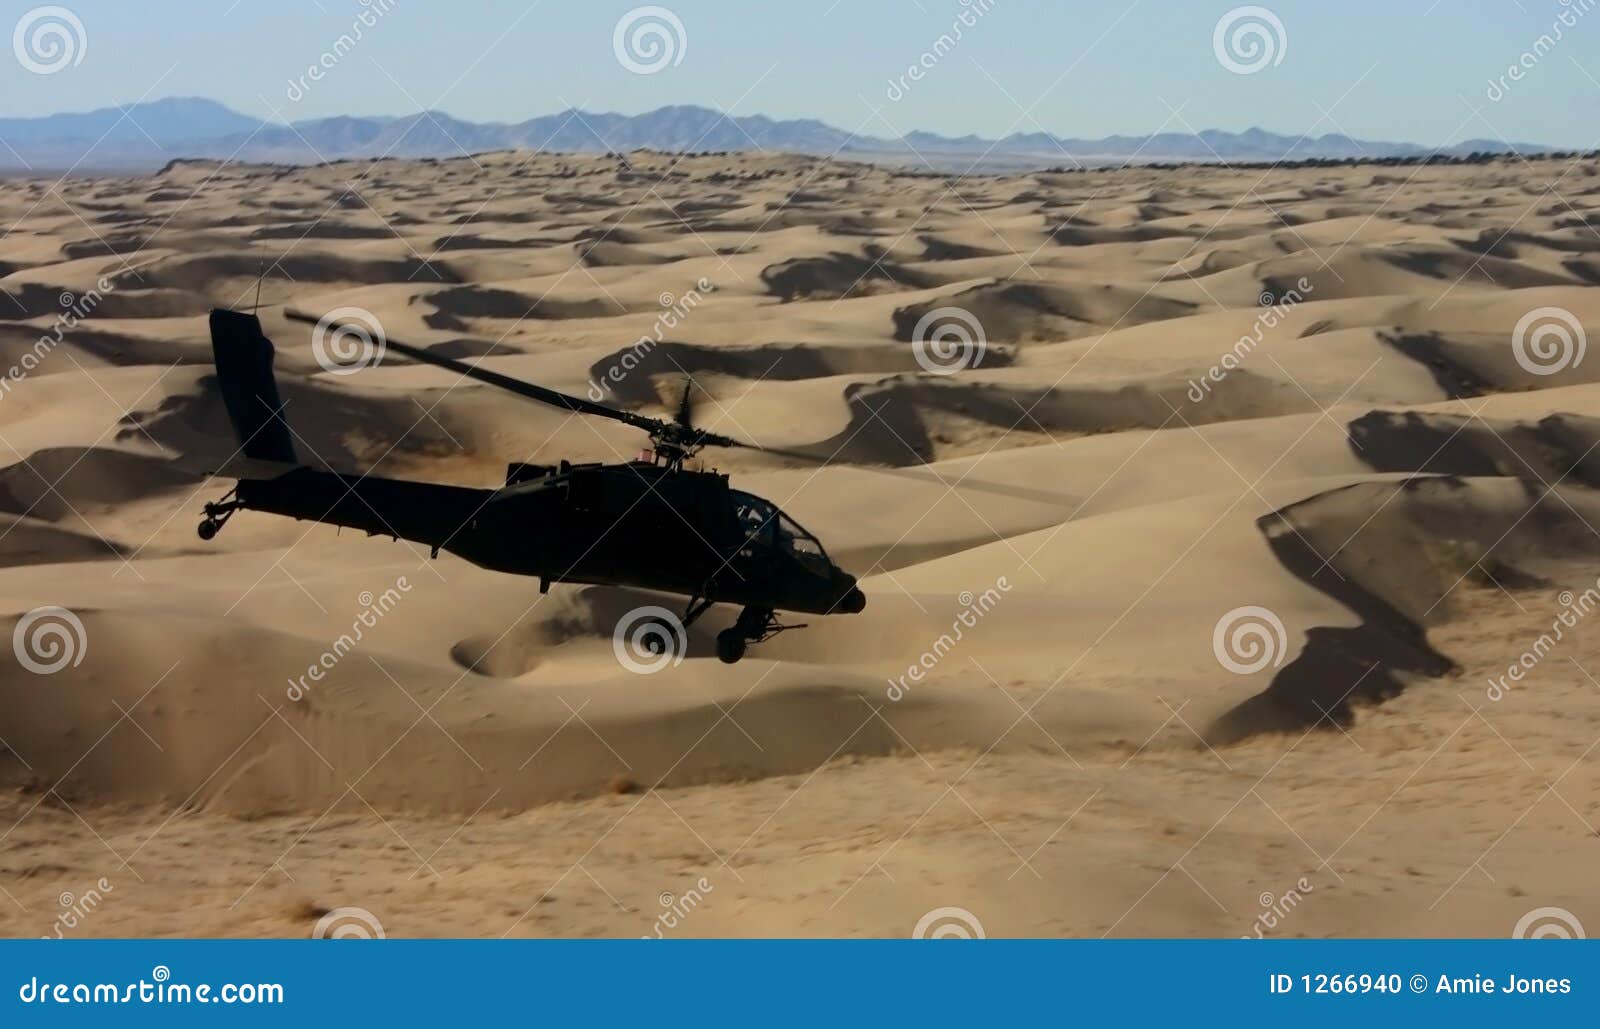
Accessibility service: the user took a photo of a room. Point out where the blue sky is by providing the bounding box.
[4,0,1599,146]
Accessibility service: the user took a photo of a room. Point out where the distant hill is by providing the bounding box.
[0,97,1561,173]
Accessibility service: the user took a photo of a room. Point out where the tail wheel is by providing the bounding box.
[715,629,747,664]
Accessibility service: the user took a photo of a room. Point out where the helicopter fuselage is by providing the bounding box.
[228,459,865,617]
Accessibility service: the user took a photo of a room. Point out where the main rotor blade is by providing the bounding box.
[722,437,1079,508]
[286,309,1078,507]
[285,310,669,435]
[674,375,695,430]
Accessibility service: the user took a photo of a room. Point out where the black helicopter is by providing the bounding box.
[197,307,866,663]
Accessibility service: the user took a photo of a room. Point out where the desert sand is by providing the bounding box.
[1,148,1598,938]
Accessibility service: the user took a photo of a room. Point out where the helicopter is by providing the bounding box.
[197,306,868,664]
[198,308,1072,663]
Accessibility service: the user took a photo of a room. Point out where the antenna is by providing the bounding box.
[253,260,265,315]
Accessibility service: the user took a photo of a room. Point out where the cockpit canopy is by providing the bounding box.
[730,490,831,573]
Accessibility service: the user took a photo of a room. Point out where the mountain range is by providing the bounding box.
[0,97,1562,174]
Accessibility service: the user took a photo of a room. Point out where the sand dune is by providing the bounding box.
[1,151,1598,938]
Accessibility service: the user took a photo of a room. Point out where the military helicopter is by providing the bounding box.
[198,307,873,663]
[198,308,1068,663]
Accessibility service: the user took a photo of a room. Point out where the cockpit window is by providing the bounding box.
[731,492,831,571]
[733,493,776,547]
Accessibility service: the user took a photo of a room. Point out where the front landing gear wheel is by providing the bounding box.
[716,629,747,664]
[197,520,220,541]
